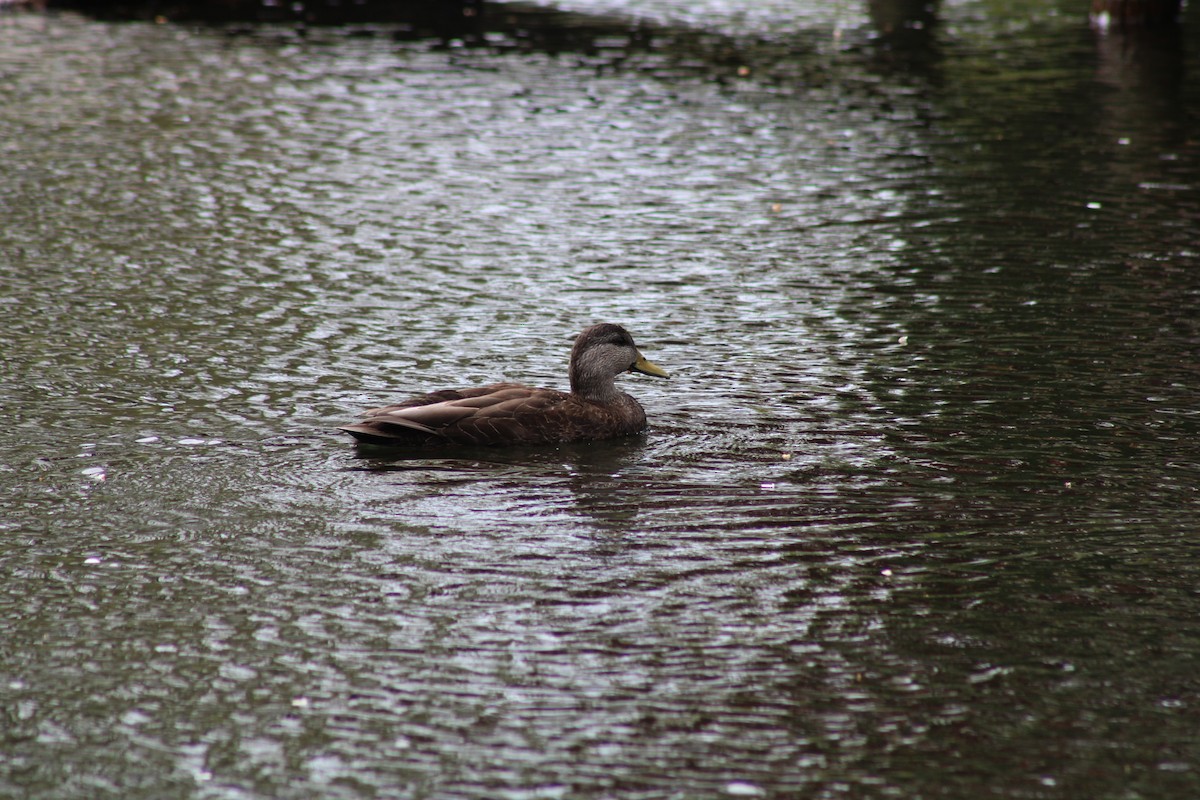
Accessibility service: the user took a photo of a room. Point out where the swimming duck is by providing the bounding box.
[339,323,669,447]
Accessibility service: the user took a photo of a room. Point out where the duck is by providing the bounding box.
[339,323,669,447]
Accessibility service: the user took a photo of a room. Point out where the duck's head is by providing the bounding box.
[569,323,669,399]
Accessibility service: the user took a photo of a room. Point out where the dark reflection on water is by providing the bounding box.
[3,3,1200,799]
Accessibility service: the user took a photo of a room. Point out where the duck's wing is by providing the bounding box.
[340,384,571,446]
[356,383,525,415]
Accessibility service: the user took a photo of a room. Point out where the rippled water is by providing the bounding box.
[3,3,1200,798]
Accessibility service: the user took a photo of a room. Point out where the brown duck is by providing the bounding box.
[339,323,669,447]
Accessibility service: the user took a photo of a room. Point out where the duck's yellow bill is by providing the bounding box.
[632,353,669,379]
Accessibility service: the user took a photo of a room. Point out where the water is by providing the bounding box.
[2,2,1200,798]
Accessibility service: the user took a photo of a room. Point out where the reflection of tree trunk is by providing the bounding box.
[868,0,939,42]
[867,0,940,64]
[1092,18,1191,257]
[1093,18,1184,123]
[1090,0,1182,28]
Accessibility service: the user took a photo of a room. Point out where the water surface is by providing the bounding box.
[2,3,1199,798]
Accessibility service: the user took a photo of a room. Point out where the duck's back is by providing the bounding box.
[339,383,648,447]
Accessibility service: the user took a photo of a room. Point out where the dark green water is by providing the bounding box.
[2,3,1199,798]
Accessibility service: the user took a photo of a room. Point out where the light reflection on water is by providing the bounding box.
[2,4,1200,799]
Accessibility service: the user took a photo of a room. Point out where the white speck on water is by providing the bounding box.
[121,708,152,727]
[81,466,106,481]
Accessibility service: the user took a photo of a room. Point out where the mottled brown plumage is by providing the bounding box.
[339,323,669,447]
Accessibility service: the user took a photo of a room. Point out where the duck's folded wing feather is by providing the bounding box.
[430,389,567,445]
[361,383,525,416]
[344,385,575,446]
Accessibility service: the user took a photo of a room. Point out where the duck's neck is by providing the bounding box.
[570,366,622,403]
